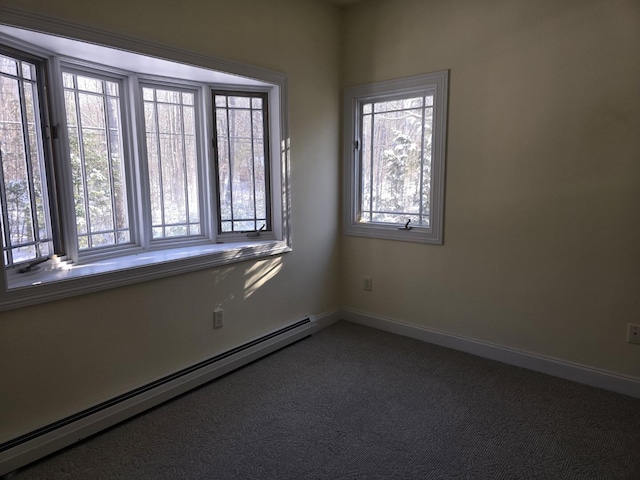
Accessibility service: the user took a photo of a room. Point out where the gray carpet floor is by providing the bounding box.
[10,321,640,479]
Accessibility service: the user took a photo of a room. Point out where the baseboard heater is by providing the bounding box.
[0,315,317,477]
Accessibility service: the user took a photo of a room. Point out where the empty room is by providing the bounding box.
[0,0,639,478]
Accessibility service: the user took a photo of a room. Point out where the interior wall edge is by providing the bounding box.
[315,310,342,330]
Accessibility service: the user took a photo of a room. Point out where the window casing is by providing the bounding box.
[0,15,290,311]
[344,71,448,244]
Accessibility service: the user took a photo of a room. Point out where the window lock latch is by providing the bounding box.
[18,256,50,273]
[247,224,266,237]
[398,219,412,231]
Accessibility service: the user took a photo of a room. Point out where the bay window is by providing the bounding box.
[0,21,290,310]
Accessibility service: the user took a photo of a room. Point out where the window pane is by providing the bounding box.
[142,87,154,101]
[21,62,34,80]
[156,89,180,104]
[106,81,119,97]
[0,55,54,266]
[63,70,130,251]
[360,96,430,226]
[228,96,250,108]
[229,108,254,222]
[421,106,434,227]
[373,97,424,113]
[143,85,200,239]
[214,92,269,234]
[76,75,103,94]
[360,113,372,222]
[62,72,74,89]
[0,54,18,76]
[182,92,194,106]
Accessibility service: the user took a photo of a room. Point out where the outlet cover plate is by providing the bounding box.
[213,309,224,329]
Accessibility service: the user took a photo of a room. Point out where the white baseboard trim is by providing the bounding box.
[0,316,317,477]
[341,309,640,399]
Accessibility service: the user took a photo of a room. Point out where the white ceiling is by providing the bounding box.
[0,25,268,86]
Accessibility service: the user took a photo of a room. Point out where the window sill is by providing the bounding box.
[1,239,291,311]
[344,222,443,245]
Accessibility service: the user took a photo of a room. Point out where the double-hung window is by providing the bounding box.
[0,21,290,310]
[344,71,448,244]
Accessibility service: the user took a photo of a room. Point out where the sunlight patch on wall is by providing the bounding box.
[244,257,283,299]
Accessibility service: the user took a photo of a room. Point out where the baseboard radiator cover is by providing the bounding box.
[0,315,317,477]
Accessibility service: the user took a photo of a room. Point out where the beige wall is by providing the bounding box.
[1,0,639,446]
[0,0,341,442]
[341,0,640,377]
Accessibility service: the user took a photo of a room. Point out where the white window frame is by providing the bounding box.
[137,80,206,245]
[343,71,448,244]
[0,8,291,311]
[56,63,139,261]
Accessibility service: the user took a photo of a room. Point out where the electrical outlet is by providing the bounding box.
[628,324,640,345]
[213,308,224,329]
[363,276,373,291]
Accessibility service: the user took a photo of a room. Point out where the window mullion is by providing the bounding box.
[368,107,374,223]
[179,99,190,233]
[418,98,426,226]
[202,87,214,241]
[225,99,234,230]
[151,90,166,238]
[72,86,93,249]
[250,103,257,231]
[127,74,146,249]
[102,83,119,245]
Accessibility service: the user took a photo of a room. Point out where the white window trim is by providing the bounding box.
[137,80,206,246]
[56,63,140,262]
[343,71,448,244]
[0,6,292,311]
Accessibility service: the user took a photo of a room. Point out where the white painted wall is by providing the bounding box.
[0,0,342,442]
[341,0,640,378]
